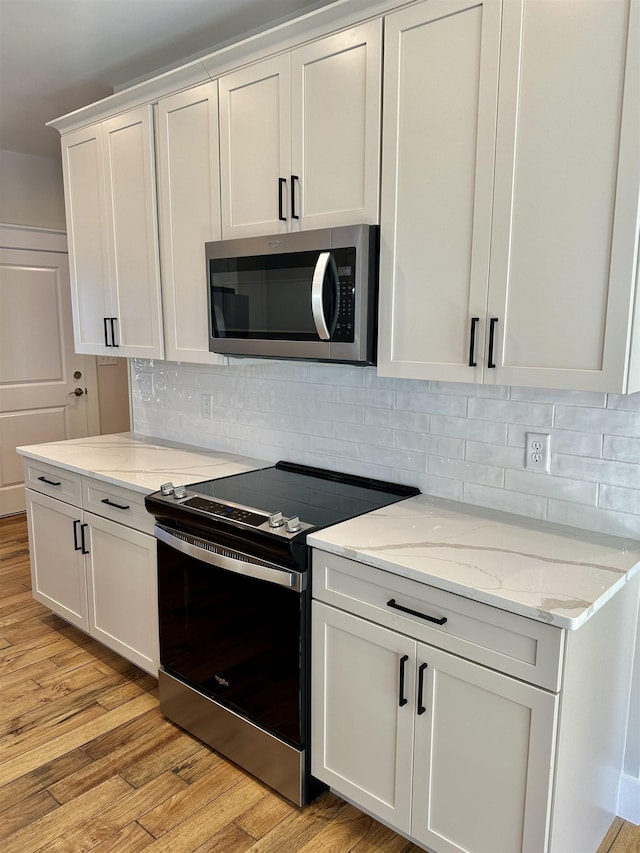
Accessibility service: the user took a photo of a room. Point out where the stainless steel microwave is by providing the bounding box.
[205,224,378,364]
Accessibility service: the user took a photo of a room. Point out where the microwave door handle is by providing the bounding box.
[311,251,332,340]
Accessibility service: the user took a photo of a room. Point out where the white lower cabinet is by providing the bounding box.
[312,601,556,853]
[25,463,159,676]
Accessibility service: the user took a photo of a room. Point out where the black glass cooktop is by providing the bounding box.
[186,461,419,530]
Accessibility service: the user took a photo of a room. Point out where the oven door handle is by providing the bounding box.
[155,525,306,592]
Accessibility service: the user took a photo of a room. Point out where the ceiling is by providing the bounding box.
[0,0,336,159]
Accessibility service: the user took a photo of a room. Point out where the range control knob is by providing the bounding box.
[173,485,187,500]
[160,482,174,496]
[285,516,301,533]
[268,511,284,528]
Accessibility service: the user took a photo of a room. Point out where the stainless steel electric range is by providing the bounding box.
[145,461,419,805]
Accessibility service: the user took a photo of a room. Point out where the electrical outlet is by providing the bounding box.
[525,432,550,472]
[201,394,212,419]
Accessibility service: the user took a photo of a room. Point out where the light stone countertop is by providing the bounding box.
[17,432,269,494]
[308,493,640,630]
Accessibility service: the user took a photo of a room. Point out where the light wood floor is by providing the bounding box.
[0,513,638,853]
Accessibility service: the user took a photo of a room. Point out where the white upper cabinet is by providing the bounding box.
[62,105,164,359]
[219,20,382,239]
[155,82,224,365]
[378,0,640,393]
[378,0,501,384]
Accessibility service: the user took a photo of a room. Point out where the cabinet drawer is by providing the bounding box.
[82,477,154,535]
[24,460,82,506]
[312,550,564,691]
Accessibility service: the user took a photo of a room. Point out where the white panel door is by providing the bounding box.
[311,602,415,832]
[412,643,558,853]
[25,489,88,631]
[219,54,291,238]
[290,19,382,230]
[487,0,640,392]
[61,124,112,354]
[85,511,158,675]
[0,247,90,515]
[156,82,224,365]
[102,106,164,359]
[377,0,502,382]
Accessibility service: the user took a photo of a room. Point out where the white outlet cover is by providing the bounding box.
[525,432,550,472]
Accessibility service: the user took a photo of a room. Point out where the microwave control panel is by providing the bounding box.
[333,265,356,342]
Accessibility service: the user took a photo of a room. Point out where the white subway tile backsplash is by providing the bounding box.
[468,398,554,427]
[552,453,640,488]
[131,359,640,539]
[555,405,640,437]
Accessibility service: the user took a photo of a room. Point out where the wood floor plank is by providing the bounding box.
[0,787,60,840]
[0,692,156,786]
[242,792,349,853]
[193,821,255,853]
[83,708,177,761]
[138,759,247,838]
[139,775,266,853]
[46,771,187,853]
[89,821,155,853]
[2,775,133,853]
[171,745,224,784]
[234,789,295,840]
[48,714,188,804]
[0,748,94,814]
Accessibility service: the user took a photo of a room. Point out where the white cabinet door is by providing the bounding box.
[290,20,381,231]
[156,82,224,364]
[412,643,558,853]
[85,511,158,676]
[102,106,164,359]
[61,124,112,355]
[25,489,88,631]
[61,107,164,359]
[377,0,502,382]
[311,601,415,832]
[219,54,291,239]
[486,0,640,392]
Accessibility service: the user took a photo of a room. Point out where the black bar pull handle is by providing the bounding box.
[398,654,409,707]
[80,523,89,555]
[73,519,82,551]
[104,317,111,347]
[417,663,428,715]
[387,598,447,626]
[278,177,287,221]
[468,317,479,367]
[291,174,299,220]
[38,475,61,487]
[101,498,130,511]
[110,317,119,347]
[487,317,498,368]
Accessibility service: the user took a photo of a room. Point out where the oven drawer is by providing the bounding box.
[82,477,154,534]
[24,460,82,506]
[312,550,563,691]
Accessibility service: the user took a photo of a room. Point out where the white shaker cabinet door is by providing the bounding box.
[219,54,291,239]
[25,489,89,631]
[102,106,164,359]
[377,0,502,382]
[290,19,382,231]
[486,0,640,392]
[311,601,415,833]
[156,82,224,365]
[85,511,159,676]
[411,643,558,853]
[61,124,112,355]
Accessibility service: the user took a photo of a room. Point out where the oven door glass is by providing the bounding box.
[157,539,306,747]
[209,248,351,341]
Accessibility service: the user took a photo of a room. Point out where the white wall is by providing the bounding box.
[0,149,66,229]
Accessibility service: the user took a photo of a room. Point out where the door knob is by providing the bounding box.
[73,370,82,380]
[69,387,85,397]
